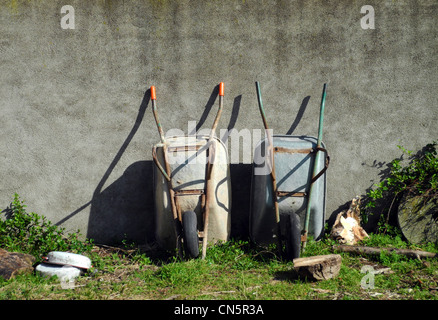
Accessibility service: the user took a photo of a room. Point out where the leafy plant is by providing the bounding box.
[363,141,438,231]
[0,193,93,258]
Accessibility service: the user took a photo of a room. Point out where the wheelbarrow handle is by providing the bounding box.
[152,145,171,182]
[209,82,225,137]
[255,81,270,132]
[255,81,282,254]
[150,85,166,144]
[202,82,225,259]
[219,82,224,97]
[151,85,157,101]
[302,83,328,251]
[316,83,327,147]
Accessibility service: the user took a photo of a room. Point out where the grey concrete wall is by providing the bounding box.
[1,0,437,245]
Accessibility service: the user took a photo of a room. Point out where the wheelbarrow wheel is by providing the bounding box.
[284,213,301,260]
[182,211,199,258]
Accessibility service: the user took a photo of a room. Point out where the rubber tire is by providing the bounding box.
[285,213,301,260]
[182,211,199,259]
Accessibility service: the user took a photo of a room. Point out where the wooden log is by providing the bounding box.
[293,254,342,281]
[333,245,438,260]
[0,248,36,280]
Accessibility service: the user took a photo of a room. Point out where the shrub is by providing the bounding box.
[363,141,438,232]
[0,193,93,258]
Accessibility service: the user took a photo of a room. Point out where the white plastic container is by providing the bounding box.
[35,263,82,281]
[44,251,92,269]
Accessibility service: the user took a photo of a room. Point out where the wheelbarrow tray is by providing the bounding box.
[153,135,231,252]
[250,135,327,246]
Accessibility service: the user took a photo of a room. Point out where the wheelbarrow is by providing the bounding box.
[151,83,231,259]
[249,82,329,260]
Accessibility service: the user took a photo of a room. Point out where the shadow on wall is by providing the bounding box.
[229,163,252,240]
[355,144,434,234]
[326,145,425,234]
[56,89,152,245]
[87,160,154,245]
[86,90,153,244]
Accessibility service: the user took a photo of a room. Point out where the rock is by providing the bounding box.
[397,193,438,244]
[330,196,369,245]
[293,254,342,281]
[0,248,36,280]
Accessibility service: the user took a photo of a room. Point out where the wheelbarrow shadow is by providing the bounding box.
[86,90,153,245]
[56,90,154,246]
[286,96,310,135]
[189,84,220,135]
[86,160,155,245]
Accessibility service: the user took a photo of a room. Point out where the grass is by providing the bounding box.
[1,235,438,301]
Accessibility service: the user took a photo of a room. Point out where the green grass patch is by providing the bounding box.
[2,234,437,300]
[1,194,438,300]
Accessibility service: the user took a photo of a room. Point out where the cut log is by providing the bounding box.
[333,245,438,260]
[293,254,342,281]
[0,248,36,280]
[330,196,369,245]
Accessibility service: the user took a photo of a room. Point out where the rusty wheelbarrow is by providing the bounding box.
[151,83,231,259]
[250,82,330,260]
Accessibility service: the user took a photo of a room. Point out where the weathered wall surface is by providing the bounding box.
[1,0,437,244]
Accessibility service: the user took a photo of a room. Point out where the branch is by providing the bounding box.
[333,245,437,260]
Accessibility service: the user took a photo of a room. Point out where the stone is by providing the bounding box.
[0,248,36,280]
[397,193,438,244]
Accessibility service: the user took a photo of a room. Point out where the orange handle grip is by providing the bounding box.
[219,82,224,96]
[150,86,156,100]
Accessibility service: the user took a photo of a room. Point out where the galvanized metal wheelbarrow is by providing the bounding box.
[250,82,330,260]
[151,83,231,259]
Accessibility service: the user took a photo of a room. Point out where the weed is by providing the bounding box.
[362,232,407,249]
[156,259,206,288]
[363,141,438,229]
[0,193,93,258]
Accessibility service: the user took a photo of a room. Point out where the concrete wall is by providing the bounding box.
[1,0,437,245]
